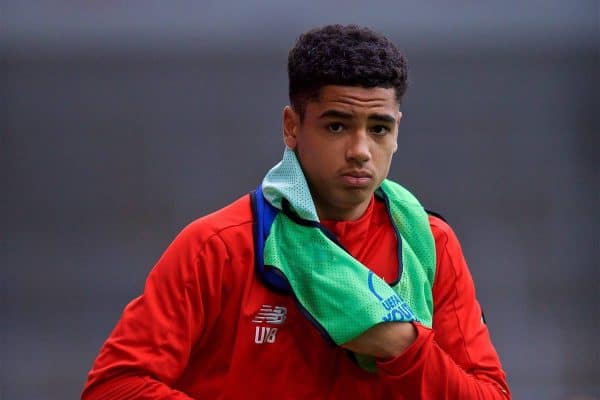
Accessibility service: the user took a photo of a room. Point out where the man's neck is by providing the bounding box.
[314,196,373,222]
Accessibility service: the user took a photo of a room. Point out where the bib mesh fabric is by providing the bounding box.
[378,179,436,327]
[261,148,436,370]
[262,148,318,221]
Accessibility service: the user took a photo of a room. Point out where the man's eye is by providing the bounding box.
[371,125,390,135]
[328,123,345,133]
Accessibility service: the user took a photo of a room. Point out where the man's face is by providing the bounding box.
[283,85,401,221]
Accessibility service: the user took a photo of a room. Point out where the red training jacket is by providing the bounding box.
[82,194,511,399]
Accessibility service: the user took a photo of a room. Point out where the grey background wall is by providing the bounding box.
[2,1,598,399]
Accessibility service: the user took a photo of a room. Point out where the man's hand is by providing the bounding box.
[341,322,417,359]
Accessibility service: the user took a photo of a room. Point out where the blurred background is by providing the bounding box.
[1,1,598,399]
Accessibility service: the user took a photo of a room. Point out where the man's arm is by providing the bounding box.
[81,224,225,400]
[343,216,511,399]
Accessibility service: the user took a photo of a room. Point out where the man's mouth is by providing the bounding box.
[340,170,373,187]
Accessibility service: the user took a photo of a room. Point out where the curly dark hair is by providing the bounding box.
[288,24,408,118]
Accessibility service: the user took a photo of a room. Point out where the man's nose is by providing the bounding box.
[345,130,371,163]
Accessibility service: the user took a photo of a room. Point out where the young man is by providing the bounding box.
[82,25,511,399]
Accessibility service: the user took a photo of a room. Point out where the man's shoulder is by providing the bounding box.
[180,194,254,242]
[426,211,457,248]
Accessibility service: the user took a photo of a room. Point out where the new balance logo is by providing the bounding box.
[252,305,287,325]
[252,305,287,344]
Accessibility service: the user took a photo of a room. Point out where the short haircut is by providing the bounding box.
[288,24,408,118]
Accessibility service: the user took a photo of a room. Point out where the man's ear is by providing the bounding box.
[283,105,300,149]
[392,111,402,153]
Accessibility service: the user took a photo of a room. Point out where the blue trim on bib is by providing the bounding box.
[251,185,292,293]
